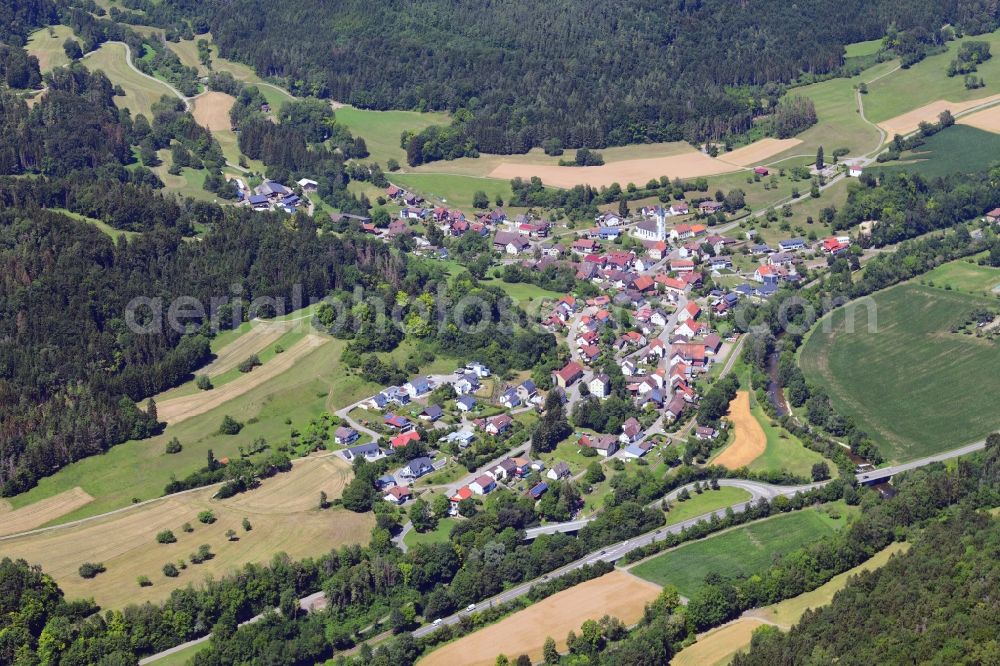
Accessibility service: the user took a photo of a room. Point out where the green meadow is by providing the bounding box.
[800,282,1000,462]
[334,106,451,165]
[631,503,854,597]
[869,125,1000,178]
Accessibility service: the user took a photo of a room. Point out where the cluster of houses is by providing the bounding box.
[448,454,551,511]
[234,178,313,213]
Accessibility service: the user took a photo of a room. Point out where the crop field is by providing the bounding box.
[718,138,802,167]
[671,618,767,666]
[878,94,1000,137]
[923,257,1000,294]
[25,26,75,73]
[958,103,1000,134]
[0,487,94,536]
[390,173,515,211]
[665,486,752,526]
[83,42,178,118]
[869,125,1000,178]
[864,29,1000,125]
[0,456,372,609]
[630,504,852,598]
[418,571,662,666]
[712,392,766,469]
[800,282,1000,462]
[192,91,235,132]
[334,106,451,165]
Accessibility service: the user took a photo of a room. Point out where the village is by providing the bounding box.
[316,180,858,529]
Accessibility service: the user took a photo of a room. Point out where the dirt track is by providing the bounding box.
[419,571,662,666]
[0,487,94,536]
[156,334,327,424]
[713,392,767,469]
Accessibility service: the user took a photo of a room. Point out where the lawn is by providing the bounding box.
[5,336,431,522]
[82,42,178,118]
[149,148,222,203]
[334,106,451,166]
[480,277,563,311]
[630,503,854,598]
[665,486,752,526]
[799,282,1000,462]
[923,256,1000,294]
[26,25,75,73]
[390,172,515,213]
[864,28,1000,124]
[403,517,458,549]
[869,125,1000,178]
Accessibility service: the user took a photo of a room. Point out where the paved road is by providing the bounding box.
[524,477,822,538]
[856,439,989,484]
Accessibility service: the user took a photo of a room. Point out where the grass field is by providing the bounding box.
[149,148,221,203]
[334,106,451,165]
[923,257,1000,294]
[480,277,563,311]
[418,571,662,666]
[53,208,142,240]
[864,29,1000,125]
[403,517,458,549]
[82,42,177,118]
[844,38,884,59]
[26,26,75,73]
[630,503,853,598]
[666,487,752,526]
[771,59,899,162]
[0,456,372,609]
[869,125,1000,178]
[390,172,515,211]
[800,282,1000,462]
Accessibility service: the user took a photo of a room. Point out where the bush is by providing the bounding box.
[165,437,182,454]
[218,415,243,435]
[196,375,213,390]
[156,529,177,544]
[182,522,194,533]
[198,510,216,524]
[163,563,179,577]
[137,575,152,587]
[242,517,252,531]
[78,562,106,578]
[237,354,261,373]
[189,544,214,564]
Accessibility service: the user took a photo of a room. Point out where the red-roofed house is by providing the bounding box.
[554,361,584,388]
[390,431,421,449]
[678,301,701,322]
[670,259,695,273]
[383,486,413,504]
[632,275,655,292]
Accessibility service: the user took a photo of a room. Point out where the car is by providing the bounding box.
[467,604,476,612]
[600,549,606,555]
[433,618,443,626]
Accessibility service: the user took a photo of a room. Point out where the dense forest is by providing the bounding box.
[0,205,413,495]
[191,0,997,157]
[732,502,1000,665]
